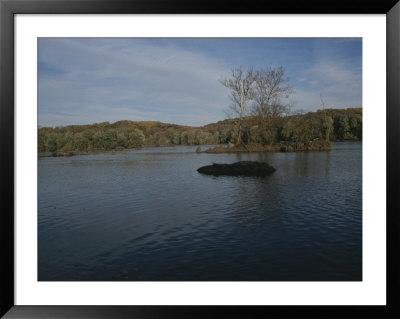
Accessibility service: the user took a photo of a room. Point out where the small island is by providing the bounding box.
[197,161,276,176]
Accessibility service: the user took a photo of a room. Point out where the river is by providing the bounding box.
[38,142,362,281]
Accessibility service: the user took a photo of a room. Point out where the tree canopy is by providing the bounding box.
[38,108,362,155]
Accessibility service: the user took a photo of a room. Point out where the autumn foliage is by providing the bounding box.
[38,108,362,155]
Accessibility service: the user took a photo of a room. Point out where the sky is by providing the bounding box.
[38,38,362,127]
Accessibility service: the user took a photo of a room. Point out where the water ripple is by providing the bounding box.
[39,142,362,281]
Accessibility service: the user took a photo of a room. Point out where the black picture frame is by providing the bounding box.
[1,0,399,318]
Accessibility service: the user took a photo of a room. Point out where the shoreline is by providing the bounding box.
[38,148,134,157]
[37,140,339,157]
[203,140,332,153]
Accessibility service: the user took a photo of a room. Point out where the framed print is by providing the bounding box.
[1,0,399,318]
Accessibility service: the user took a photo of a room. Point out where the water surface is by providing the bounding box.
[38,142,362,281]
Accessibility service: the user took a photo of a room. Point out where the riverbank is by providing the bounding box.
[38,140,332,157]
[38,148,132,157]
[204,140,332,153]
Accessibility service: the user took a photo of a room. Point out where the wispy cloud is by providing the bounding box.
[291,59,362,111]
[39,38,230,126]
[38,38,362,127]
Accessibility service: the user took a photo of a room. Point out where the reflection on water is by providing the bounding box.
[38,142,362,281]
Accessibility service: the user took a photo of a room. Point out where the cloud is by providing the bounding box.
[38,39,230,126]
[291,60,362,111]
[38,38,362,126]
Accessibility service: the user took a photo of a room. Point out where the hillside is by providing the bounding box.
[38,108,362,155]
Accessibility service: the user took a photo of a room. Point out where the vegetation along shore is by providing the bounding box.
[38,107,361,157]
[38,67,361,157]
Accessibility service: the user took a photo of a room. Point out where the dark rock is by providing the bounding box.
[197,161,276,176]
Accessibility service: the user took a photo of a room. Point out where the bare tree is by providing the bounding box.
[251,66,293,142]
[220,67,254,145]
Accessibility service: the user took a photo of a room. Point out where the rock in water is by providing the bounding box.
[197,161,276,176]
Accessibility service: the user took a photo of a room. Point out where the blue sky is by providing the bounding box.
[38,38,362,127]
